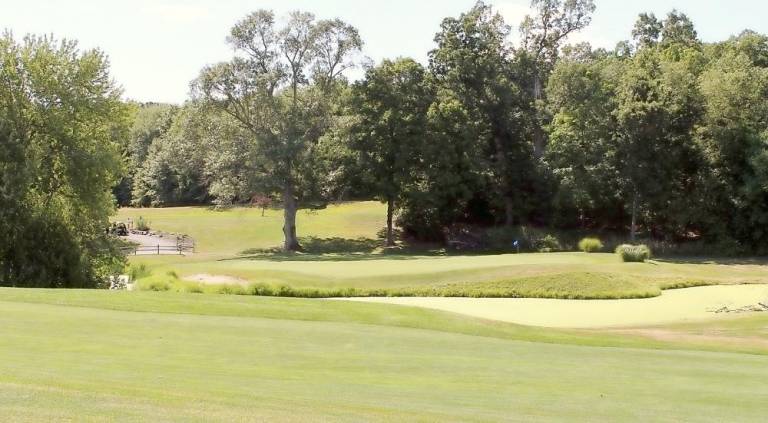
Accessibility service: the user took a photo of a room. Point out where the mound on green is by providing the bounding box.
[116,203,768,300]
[131,252,768,300]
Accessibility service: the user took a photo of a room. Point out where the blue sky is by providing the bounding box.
[1,0,765,103]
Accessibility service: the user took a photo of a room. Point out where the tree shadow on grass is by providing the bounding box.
[653,256,768,266]
[227,236,451,262]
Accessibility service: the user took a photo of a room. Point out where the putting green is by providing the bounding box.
[344,284,768,328]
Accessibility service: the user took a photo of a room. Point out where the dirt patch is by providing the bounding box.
[609,328,768,350]
[186,274,249,285]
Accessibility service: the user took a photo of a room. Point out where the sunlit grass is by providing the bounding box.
[1,288,767,421]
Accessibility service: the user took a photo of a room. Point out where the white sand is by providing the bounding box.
[343,284,768,328]
[186,274,249,285]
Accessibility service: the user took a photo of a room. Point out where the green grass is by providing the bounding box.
[1,288,767,421]
[131,252,768,299]
[116,202,386,254]
[7,203,757,420]
[116,203,768,299]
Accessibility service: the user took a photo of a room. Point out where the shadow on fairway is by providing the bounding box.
[654,256,768,266]
[227,237,451,262]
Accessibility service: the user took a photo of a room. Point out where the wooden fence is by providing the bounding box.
[124,244,194,255]
[120,237,195,256]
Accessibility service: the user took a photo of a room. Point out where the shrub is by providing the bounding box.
[615,244,652,262]
[217,284,246,295]
[135,216,150,231]
[128,263,151,281]
[534,234,561,253]
[578,237,604,253]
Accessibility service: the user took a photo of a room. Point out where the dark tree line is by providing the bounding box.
[117,2,768,254]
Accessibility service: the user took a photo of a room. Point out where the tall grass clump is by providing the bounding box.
[135,216,150,231]
[616,244,652,262]
[578,237,604,253]
[143,280,172,291]
[128,263,151,281]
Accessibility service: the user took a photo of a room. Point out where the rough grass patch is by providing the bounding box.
[143,280,171,292]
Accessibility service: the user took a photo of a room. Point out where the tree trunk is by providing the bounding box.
[630,192,638,242]
[504,196,515,226]
[532,74,546,159]
[282,184,301,251]
[385,196,395,247]
[493,134,515,226]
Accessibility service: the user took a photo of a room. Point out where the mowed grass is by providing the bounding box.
[116,202,768,299]
[115,202,385,254]
[1,288,768,421]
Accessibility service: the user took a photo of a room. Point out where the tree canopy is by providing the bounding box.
[0,33,129,287]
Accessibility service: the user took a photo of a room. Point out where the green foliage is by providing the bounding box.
[451,225,569,253]
[194,9,362,251]
[143,280,171,292]
[578,237,604,253]
[616,244,652,263]
[349,58,432,245]
[429,3,539,226]
[0,33,129,288]
[534,235,562,253]
[102,3,768,256]
[130,104,211,207]
[135,216,150,232]
[128,263,151,281]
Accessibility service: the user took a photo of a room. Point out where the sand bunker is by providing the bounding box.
[344,284,768,329]
[186,274,249,285]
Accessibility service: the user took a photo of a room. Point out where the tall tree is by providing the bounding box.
[631,13,662,48]
[0,33,129,287]
[546,49,623,228]
[520,0,596,157]
[195,10,361,251]
[131,104,210,207]
[697,48,768,250]
[349,58,431,246]
[430,2,537,226]
[660,10,699,48]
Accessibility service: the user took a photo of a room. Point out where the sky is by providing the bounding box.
[2,0,766,104]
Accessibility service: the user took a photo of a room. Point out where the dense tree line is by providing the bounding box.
[118,2,768,254]
[1,33,129,287]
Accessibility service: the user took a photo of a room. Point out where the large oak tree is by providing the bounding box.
[195,10,361,251]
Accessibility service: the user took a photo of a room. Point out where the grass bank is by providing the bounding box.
[117,203,768,299]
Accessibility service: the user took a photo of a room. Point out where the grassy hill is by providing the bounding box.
[116,203,768,299]
[1,288,767,421]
